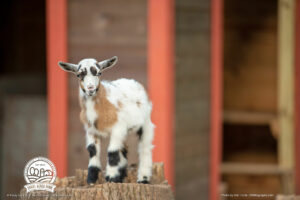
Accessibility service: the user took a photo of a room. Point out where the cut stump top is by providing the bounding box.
[20,163,174,200]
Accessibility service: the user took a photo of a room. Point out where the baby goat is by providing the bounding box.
[58,56,154,184]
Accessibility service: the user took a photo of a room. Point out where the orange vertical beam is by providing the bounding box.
[148,0,175,186]
[46,0,68,177]
[210,0,223,199]
[295,0,300,194]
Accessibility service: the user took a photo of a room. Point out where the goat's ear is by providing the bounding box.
[97,56,118,72]
[58,61,78,73]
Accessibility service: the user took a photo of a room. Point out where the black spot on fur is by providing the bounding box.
[108,151,120,166]
[87,144,96,157]
[121,147,128,159]
[78,64,82,71]
[77,68,87,80]
[109,57,117,64]
[87,166,100,184]
[105,167,127,183]
[138,180,150,184]
[105,175,122,183]
[60,63,71,70]
[90,66,97,76]
[137,127,143,139]
[119,166,127,181]
[138,176,149,184]
[95,63,101,69]
[93,121,98,129]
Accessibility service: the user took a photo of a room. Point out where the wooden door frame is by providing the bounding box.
[46,0,68,177]
[295,0,300,194]
[148,0,175,187]
[210,0,223,199]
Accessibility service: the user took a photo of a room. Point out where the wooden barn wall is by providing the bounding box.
[68,0,211,199]
[175,0,210,199]
[224,0,277,113]
[67,0,147,175]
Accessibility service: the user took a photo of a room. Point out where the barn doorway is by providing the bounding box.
[221,0,282,195]
[0,0,47,197]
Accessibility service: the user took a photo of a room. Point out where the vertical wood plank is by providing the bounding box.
[295,0,300,194]
[278,0,295,170]
[148,0,175,186]
[175,0,211,198]
[46,0,68,177]
[210,0,223,199]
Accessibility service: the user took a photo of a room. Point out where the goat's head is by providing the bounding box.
[58,56,118,96]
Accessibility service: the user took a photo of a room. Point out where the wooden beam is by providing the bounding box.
[278,0,296,194]
[221,162,292,175]
[46,0,68,177]
[210,0,223,199]
[148,0,174,187]
[278,0,295,170]
[294,0,300,194]
[223,110,277,125]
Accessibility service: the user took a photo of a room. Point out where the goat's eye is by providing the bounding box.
[97,72,102,76]
[77,74,84,79]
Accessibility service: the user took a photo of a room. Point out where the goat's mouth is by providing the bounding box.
[87,88,99,96]
[88,90,96,96]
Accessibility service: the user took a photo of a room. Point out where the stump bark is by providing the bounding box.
[20,163,174,200]
[276,195,300,200]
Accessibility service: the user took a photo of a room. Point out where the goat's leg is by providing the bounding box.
[137,120,154,184]
[86,132,101,184]
[105,124,128,183]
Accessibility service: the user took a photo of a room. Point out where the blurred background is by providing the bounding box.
[0,0,300,199]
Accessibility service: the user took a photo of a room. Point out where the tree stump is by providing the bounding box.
[276,195,300,200]
[20,163,174,200]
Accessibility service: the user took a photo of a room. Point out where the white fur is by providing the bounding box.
[86,98,97,125]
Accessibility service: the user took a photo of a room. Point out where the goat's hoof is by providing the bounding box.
[87,166,100,184]
[119,167,127,180]
[137,176,150,184]
[105,175,123,183]
[137,180,150,184]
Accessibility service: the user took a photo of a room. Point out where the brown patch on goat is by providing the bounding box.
[79,95,88,125]
[93,121,98,129]
[136,101,142,107]
[94,135,100,144]
[117,101,123,109]
[94,83,118,131]
[79,81,86,93]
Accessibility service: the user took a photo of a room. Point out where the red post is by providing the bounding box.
[210,0,223,199]
[46,0,68,177]
[295,0,300,194]
[148,0,175,187]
